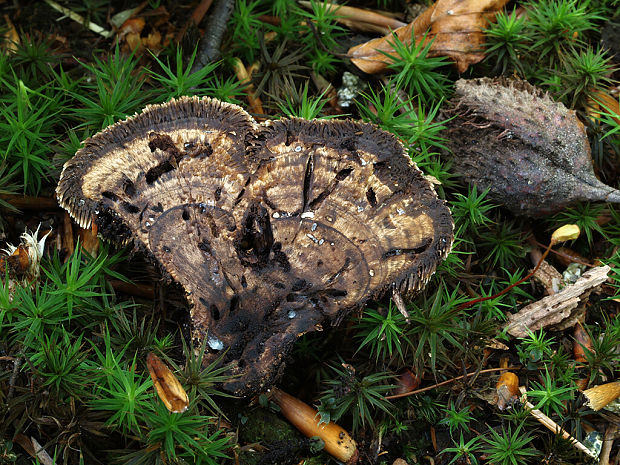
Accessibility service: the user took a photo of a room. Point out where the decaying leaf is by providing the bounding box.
[504,265,610,338]
[393,368,421,395]
[146,352,189,413]
[443,78,620,216]
[56,97,454,395]
[1,226,50,287]
[572,323,592,363]
[347,0,510,74]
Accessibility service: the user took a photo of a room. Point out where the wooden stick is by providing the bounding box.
[298,1,406,30]
[62,211,75,259]
[109,279,155,299]
[191,0,234,69]
[43,0,113,38]
[599,423,619,465]
[519,387,596,458]
[0,195,59,210]
[391,287,410,322]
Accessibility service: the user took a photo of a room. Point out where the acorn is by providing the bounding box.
[443,78,620,216]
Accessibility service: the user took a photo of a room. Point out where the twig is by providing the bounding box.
[298,1,406,33]
[7,351,23,401]
[0,195,58,210]
[600,423,619,465]
[519,387,596,458]
[109,279,155,299]
[43,0,113,38]
[533,239,593,267]
[62,211,75,260]
[457,236,556,311]
[191,0,235,72]
[385,366,521,400]
[175,0,215,44]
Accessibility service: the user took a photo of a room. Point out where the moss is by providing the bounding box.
[238,408,299,444]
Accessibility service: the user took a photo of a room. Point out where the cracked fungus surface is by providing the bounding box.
[57,96,454,395]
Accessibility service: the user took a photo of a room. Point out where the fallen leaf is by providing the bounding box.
[142,31,162,50]
[119,17,145,37]
[573,323,592,363]
[393,369,421,395]
[270,387,358,464]
[77,219,99,257]
[0,245,29,277]
[3,14,19,52]
[587,89,620,126]
[1,226,50,285]
[347,0,510,74]
[146,352,189,413]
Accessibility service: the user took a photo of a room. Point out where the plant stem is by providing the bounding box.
[456,239,554,311]
[385,366,521,400]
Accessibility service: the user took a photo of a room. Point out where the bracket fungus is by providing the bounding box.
[56,97,453,395]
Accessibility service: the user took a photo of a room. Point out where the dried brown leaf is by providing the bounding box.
[146,352,189,413]
[347,0,510,74]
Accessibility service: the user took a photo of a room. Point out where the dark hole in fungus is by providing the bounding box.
[382,238,433,258]
[292,279,308,292]
[102,191,119,201]
[229,296,239,313]
[121,202,140,214]
[210,304,220,320]
[286,293,306,302]
[335,168,353,181]
[340,138,356,152]
[122,179,136,197]
[146,161,175,184]
[366,188,377,207]
[182,208,190,221]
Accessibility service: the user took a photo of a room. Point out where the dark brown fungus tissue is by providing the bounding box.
[443,78,620,217]
[56,97,453,395]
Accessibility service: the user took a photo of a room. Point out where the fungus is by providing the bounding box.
[57,97,453,395]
